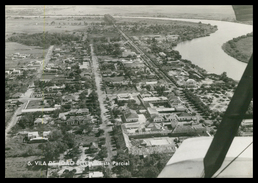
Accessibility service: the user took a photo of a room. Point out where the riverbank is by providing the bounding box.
[113,15,252,81]
[221,33,253,64]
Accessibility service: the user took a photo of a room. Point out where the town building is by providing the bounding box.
[159,52,166,58]
[117,93,135,102]
[88,171,104,178]
[122,49,136,57]
[34,118,48,125]
[185,79,198,88]
[142,96,168,103]
[121,109,139,123]
[175,112,197,122]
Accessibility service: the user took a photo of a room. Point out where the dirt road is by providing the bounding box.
[5,102,25,140]
[37,45,54,79]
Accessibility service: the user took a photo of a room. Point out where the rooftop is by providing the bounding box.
[142,97,168,102]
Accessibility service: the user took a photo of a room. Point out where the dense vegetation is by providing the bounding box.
[119,21,218,42]
[7,32,80,48]
[112,150,171,178]
[222,32,253,63]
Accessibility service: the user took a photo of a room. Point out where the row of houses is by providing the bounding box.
[12,52,31,59]
[5,68,22,75]
[58,115,92,126]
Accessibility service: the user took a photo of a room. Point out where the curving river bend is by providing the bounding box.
[114,16,253,81]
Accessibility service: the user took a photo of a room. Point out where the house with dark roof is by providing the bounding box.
[172,125,196,136]
[121,109,139,123]
[172,123,207,137]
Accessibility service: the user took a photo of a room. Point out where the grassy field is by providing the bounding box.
[6,16,103,35]
[106,86,137,94]
[5,156,46,178]
[5,110,16,128]
[5,135,43,157]
[25,100,49,109]
[5,135,44,178]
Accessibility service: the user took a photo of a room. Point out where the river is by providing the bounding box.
[114,16,253,81]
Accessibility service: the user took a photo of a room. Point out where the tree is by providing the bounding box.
[119,168,132,178]
[199,119,205,123]
[49,130,63,141]
[18,112,37,128]
[146,84,151,91]
[95,146,108,160]
[220,72,227,81]
[60,169,76,178]
[145,167,160,178]
[38,141,63,177]
[103,168,112,178]
[96,129,105,137]
[48,171,59,178]
[62,132,75,149]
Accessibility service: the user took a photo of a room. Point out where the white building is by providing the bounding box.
[117,93,135,102]
[88,171,104,178]
[142,96,168,103]
[159,52,166,57]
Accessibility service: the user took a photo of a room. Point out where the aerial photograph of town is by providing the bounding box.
[5,5,253,178]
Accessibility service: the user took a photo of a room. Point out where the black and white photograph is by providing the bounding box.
[5,5,253,178]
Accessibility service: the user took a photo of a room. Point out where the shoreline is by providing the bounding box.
[221,42,250,64]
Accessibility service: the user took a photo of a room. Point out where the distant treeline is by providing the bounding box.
[222,32,253,63]
[7,32,80,49]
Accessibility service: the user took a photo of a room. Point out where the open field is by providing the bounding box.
[139,137,176,146]
[6,16,103,35]
[25,100,48,109]
[5,156,46,178]
[5,42,46,70]
[40,74,57,80]
[106,86,137,94]
[5,111,16,128]
[6,5,236,21]
[5,135,43,157]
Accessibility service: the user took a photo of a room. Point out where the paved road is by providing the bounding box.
[90,44,114,170]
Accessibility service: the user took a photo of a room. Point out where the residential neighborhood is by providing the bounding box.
[5,6,252,178]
